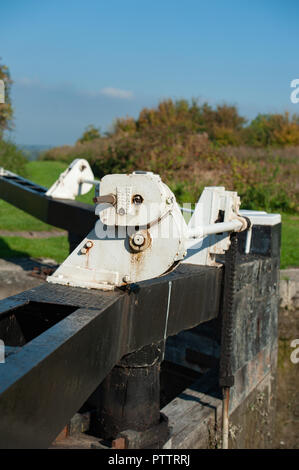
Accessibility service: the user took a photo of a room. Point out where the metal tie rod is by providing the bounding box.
[79,179,101,185]
[179,207,194,214]
[188,219,243,239]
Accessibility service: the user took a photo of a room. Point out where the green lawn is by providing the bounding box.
[0,161,94,231]
[0,161,67,231]
[281,213,299,269]
[0,236,69,263]
[0,160,93,262]
[0,160,298,267]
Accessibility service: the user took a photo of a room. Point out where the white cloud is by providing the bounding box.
[15,79,134,101]
[100,87,133,99]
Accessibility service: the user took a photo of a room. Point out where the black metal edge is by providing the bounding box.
[0,176,97,236]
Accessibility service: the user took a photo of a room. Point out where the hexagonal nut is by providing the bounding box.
[129,230,151,253]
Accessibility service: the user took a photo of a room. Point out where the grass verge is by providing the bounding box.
[0,236,68,263]
[281,214,299,269]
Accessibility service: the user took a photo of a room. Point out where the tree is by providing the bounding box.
[77,125,101,144]
[245,112,299,147]
[0,59,13,139]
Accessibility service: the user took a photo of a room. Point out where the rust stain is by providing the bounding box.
[131,251,145,264]
[112,437,126,449]
[53,426,68,443]
[128,244,151,284]
[125,229,152,283]
[80,240,94,269]
[130,250,146,279]
[85,248,91,269]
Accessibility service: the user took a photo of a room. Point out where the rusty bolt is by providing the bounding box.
[133,233,145,246]
[86,241,93,248]
[81,247,87,254]
[93,193,116,205]
[129,229,151,253]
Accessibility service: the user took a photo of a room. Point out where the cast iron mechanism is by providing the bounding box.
[46,168,250,290]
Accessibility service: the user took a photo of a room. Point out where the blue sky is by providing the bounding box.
[1,0,299,145]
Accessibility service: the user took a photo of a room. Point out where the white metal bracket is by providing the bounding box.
[46,158,95,200]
